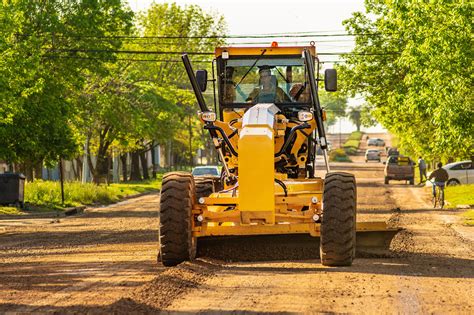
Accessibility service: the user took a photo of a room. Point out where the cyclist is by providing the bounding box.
[428,162,449,199]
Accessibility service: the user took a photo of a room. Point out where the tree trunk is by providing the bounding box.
[151,141,157,178]
[92,154,109,184]
[89,126,113,184]
[120,154,128,182]
[130,150,141,181]
[33,161,43,181]
[188,115,193,167]
[19,162,34,181]
[139,150,149,180]
[105,156,111,185]
[75,157,83,181]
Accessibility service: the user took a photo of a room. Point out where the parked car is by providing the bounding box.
[443,160,473,185]
[387,147,399,157]
[365,149,381,162]
[191,166,220,177]
[367,138,385,147]
[384,155,415,185]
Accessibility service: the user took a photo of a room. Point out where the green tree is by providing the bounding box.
[347,107,362,132]
[0,0,134,179]
[339,1,473,161]
[319,91,348,127]
[132,3,227,170]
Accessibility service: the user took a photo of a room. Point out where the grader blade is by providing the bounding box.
[356,222,401,256]
[195,222,401,261]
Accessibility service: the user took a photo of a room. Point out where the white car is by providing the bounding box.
[367,138,385,147]
[191,166,220,177]
[442,160,473,185]
[365,149,381,162]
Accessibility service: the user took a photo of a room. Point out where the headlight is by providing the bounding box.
[200,111,216,122]
[298,111,313,122]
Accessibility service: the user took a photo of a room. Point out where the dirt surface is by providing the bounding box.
[1,133,473,314]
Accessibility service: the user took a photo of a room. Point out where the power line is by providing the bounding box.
[20,32,381,40]
[43,55,211,63]
[46,48,398,56]
[48,48,214,55]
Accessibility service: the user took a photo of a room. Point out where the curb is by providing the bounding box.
[64,206,87,216]
[0,190,160,220]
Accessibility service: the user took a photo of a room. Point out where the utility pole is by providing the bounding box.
[339,117,342,148]
[188,114,193,168]
[59,158,65,206]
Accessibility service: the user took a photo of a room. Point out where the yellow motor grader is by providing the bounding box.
[158,44,398,267]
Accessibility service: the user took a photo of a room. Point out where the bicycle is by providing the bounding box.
[428,179,445,209]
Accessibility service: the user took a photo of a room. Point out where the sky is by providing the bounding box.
[128,0,365,64]
[126,0,385,133]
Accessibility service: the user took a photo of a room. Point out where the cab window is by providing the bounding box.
[221,57,309,106]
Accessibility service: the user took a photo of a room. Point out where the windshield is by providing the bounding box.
[192,167,219,176]
[221,57,309,105]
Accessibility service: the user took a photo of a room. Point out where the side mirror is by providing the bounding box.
[196,70,207,92]
[324,69,337,92]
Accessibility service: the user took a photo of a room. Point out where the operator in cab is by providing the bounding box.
[246,66,291,104]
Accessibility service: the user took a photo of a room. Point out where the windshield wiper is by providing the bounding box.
[234,49,267,89]
[275,67,290,84]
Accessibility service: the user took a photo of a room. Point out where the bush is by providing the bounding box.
[329,148,352,162]
[24,179,161,209]
[341,131,363,155]
[344,146,358,155]
[343,140,360,149]
[348,131,363,141]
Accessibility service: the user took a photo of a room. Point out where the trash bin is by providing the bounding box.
[0,173,26,207]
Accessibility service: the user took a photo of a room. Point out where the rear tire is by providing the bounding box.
[194,176,216,200]
[409,178,414,185]
[158,172,197,267]
[320,172,357,266]
[447,179,460,186]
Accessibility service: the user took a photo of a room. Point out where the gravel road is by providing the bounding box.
[0,134,472,314]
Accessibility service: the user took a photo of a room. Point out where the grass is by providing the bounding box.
[444,184,474,207]
[329,148,352,162]
[22,176,162,211]
[461,210,474,226]
[444,184,474,226]
[0,207,23,215]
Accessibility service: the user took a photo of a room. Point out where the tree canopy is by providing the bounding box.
[0,0,133,169]
[339,1,473,161]
[0,1,227,181]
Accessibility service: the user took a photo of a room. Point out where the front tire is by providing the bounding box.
[158,172,197,267]
[320,172,357,266]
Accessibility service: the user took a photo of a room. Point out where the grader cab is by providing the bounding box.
[158,44,398,267]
